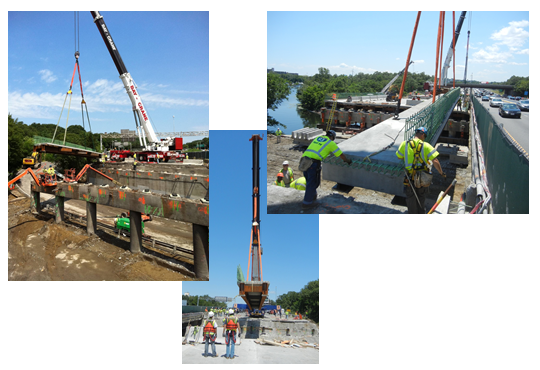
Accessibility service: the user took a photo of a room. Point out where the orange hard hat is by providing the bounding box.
[277,173,284,177]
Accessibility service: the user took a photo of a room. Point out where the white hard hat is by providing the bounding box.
[229,309,234,315]
[208,311,214,317]
[283,161,289,165]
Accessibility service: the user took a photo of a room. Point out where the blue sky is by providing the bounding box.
[268,11,529,83]
[8,11,209,144]
[184,130,319,307]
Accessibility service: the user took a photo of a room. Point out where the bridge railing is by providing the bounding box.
[33,135,95,152]
[404,87,460,144]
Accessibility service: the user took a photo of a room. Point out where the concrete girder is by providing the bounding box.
[323,91,459,196]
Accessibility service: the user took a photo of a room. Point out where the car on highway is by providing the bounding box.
[517,99,529,111]
[490,97,503,107]
[482,95,489,101]
[499,103,521,118]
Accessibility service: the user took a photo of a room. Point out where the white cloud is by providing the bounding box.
[330,63,377,74]
[8,77,209,120]
[39,69,57,83]
[470,20,529,65]
[491,20,529,49]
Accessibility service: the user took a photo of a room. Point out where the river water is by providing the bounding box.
[268,88,321,135]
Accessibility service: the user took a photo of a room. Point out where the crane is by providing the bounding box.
[442,11,467,86]
[238,134,270,316]
[380,60,414,98]
[90,11,181,162]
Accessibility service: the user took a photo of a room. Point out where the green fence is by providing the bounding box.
[33,136,95,152]
[472,98,529,213]
[404,88,460,143]
[182,305,207,313]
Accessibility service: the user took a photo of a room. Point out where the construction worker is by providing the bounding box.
[396,127,446,214]
[202,311,218,357]
[275,128,282,143]
[279,160,294,187]
[44,165,56,177]
[299,130,352,209]
[223,309,240,360]
[290,176,306,191]
[274,173,286,187]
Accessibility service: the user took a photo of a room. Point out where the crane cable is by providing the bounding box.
[52,12,95,150]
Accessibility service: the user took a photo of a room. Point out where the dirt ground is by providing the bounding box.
[266,134,472,214]
[8,177,201,281]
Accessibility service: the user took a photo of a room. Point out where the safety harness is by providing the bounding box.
[403,139,429,187]
[203,320,216,336]
[225,317,237,331]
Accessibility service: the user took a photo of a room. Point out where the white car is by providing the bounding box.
[517,100,529,111]
[489,97,503,107]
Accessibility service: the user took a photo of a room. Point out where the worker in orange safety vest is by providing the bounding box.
[202,311,218,357]
[222,309,240,359]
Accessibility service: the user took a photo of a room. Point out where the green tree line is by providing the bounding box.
[7,114,111,178]
[183,137,209,152]
[182,294,228,309]
[276,279,319,323]
[267,68,530,120]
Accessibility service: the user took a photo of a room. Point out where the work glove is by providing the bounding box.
[346,158,353,165]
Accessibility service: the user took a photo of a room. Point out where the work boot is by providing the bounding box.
[302,202,316,210]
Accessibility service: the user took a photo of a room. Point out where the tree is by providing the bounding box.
[297,84,325,111]
[267,73,291,129]
[276,279,319,323]
[267,73,291,111]
[313,67,331,84]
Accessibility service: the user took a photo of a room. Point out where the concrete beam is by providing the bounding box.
[55,183,209,226]
[323,96,458,196]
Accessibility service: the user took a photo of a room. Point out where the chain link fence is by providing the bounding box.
[404,88,460,143]
[472,97,529,213]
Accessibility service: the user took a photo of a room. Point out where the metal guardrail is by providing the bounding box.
[404,88,460,143]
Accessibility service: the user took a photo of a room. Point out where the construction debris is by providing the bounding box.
[255,338,319,349]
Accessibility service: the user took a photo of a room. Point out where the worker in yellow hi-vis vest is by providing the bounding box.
[290,176,306,191]
[298,130,351,209]
[396,127,446,214]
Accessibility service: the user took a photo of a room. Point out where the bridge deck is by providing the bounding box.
[34,142,101,158]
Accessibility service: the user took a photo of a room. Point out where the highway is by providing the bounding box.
[476,97,529,155]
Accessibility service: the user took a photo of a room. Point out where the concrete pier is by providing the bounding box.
[86,201,97,235]
[129,210,142,253]
[32,181,209,278]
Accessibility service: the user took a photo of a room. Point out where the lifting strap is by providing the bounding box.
[51,12,94,150]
